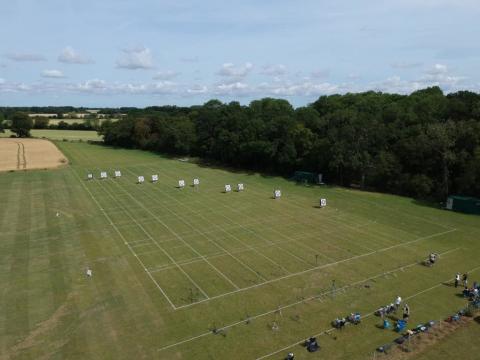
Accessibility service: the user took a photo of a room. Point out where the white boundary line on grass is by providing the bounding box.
[255,261,480,360]
[157,247,463,354]
[71,170,178,310]
[173,228,456,309]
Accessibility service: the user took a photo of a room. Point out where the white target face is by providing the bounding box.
[87,173,93,180]
[178,180,185,188]
[193,178,200,185]
[138,176,145,183]
[274,190,281,198]
[320,198,327,207]
[114,170,122,177]
[225,184,232,192]
[100,171,107,179]
[152,174,159,182]
[237,183,244,191]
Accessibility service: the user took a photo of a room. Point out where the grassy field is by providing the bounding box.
[1,129,102,141]
[0,141,479,359]
[46,118,118,126]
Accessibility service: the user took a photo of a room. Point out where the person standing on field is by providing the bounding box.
[403,304,410,321]
[455,273,461,288]
[394,296,402,311]
[463,273,468,287]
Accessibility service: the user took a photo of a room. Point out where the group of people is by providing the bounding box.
[332,312,361,329]
[375,296,410,320]
[454,272,479,300]
[454,273,469,288]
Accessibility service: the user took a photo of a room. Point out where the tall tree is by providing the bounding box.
[11,112,33,137]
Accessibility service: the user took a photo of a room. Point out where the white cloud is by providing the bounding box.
[116,47,154,70]
[75,79,107,92]
[258,81,339,96]
[58,46,93,64]
[187,84,208,94]
[5,52,46,62]
[41,69,65,78]
[427,63,448,75]
[261,64,287,76]
[153,70,180,80]
[150,81,177,94]
[373,65,466,93]
[217,62,253,78]
[214,81,250,95]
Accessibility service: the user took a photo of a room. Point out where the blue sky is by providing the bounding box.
[0,0,479,107]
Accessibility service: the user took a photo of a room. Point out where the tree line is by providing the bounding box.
[2,87,479,200]
[98,87,480,200]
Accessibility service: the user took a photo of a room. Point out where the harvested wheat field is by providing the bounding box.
[0,138,68,171]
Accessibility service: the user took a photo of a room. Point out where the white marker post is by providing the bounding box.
[138,176,145,184]
[114,170,122,178]
[320,198,327,207]
[178,179,185,188]
[274,189,281,199]
[225,184,232,193]
[87,173,93,180]
[152,174,159,183]
[237,183,244,191]
[100,171,107,179]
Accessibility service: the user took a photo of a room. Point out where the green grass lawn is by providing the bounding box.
[1,129,102,141]
[0,141,479,359]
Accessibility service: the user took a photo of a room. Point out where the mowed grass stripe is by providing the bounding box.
[4,172,32,354]
[0,174,24,356]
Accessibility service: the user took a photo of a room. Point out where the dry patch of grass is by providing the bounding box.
[384,316,475,359]
[0,138,68,172]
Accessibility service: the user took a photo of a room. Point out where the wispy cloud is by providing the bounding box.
[41,69,65,78]
[116,47,154,70]
[391,61,423,69]
[58,46,93,64]
[217,62,253,78]
[4,52,46,62]
[260,64,287,76]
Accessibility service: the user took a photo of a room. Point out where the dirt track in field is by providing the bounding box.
[0,138,68,171]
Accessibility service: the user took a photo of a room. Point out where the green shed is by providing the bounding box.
[292,171,323,184]
[446,195,480,215]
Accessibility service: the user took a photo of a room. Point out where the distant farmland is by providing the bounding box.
[1,129,102,141]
